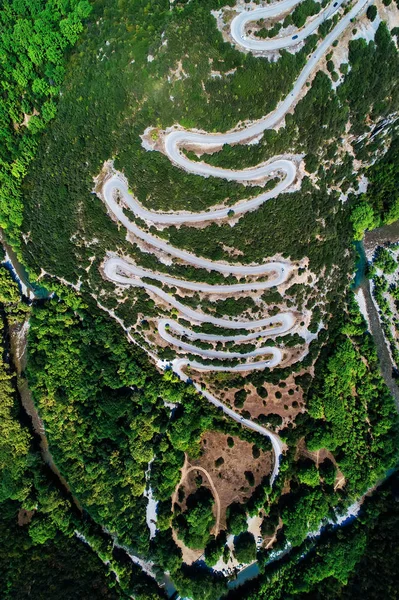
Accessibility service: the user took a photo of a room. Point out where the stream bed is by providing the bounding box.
[363,220,399,256]
[353,233,399,409]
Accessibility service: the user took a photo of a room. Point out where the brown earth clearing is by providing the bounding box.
[177,431,272,530]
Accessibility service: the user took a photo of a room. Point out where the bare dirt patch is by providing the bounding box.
[178,431,272,530]
[17,508,35,526]
[207,372,307,429]
[243,376,305,424]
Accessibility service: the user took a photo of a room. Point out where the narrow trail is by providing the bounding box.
[171,357,281,484]
[185,465,222,536]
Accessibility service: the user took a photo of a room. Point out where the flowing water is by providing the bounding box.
[352,241,367,289]
[353,229,399,409]
[363,220,399,256]
[1,236,49,299]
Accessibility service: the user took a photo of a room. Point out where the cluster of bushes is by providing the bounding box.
[304,294,399,496]
[373,247,398,274]
[371,254,399,367]
[351,137,399,239]
[174,487,215,549]
[292,0,321,28]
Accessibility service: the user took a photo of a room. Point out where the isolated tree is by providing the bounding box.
[367,5,377,21]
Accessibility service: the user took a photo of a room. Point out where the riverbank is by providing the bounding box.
[363,220,399,257]
[0,230,49,300]
[354,227,399,409]
[357,278,399,409]
[7,314,83,510]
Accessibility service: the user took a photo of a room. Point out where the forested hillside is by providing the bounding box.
[0,0,92,249]
[227,470,399,599]
[1,0,399,598]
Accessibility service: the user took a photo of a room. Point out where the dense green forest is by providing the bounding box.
[21,277,399,597]
[1,0,399,598]
[0,269,31,506]
[305,294,398,495]
[21,276,278,598]
[0,502,124,600]
[174,486,215,549]
[0,263,164,599]
[352,137,399,238]
[0,0,92,250]
[227,470,399,600]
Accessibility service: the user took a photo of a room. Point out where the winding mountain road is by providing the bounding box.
[104,258,296,332]
[104,256,292,294]
[230,0,345,53]
[103,161,297,225]
[171,358,283,483]
[162,0,370,180]
[158,319,284,366]
[158,318,289,343]
[103,177,293,277]
[102,0,370,482]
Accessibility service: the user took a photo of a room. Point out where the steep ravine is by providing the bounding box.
[356,233,399,409]
[359,277,399,409]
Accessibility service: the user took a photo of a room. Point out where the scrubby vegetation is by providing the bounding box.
[19,0,312,281]
[1,0,399,597]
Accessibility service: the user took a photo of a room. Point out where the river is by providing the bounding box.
[1,231,80,502]
[363,220,399,256]
[3,223,398,598]
[1,233,78,498]
[353,229,399,409]
[0,232,49,300]
[7,313,83,510]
